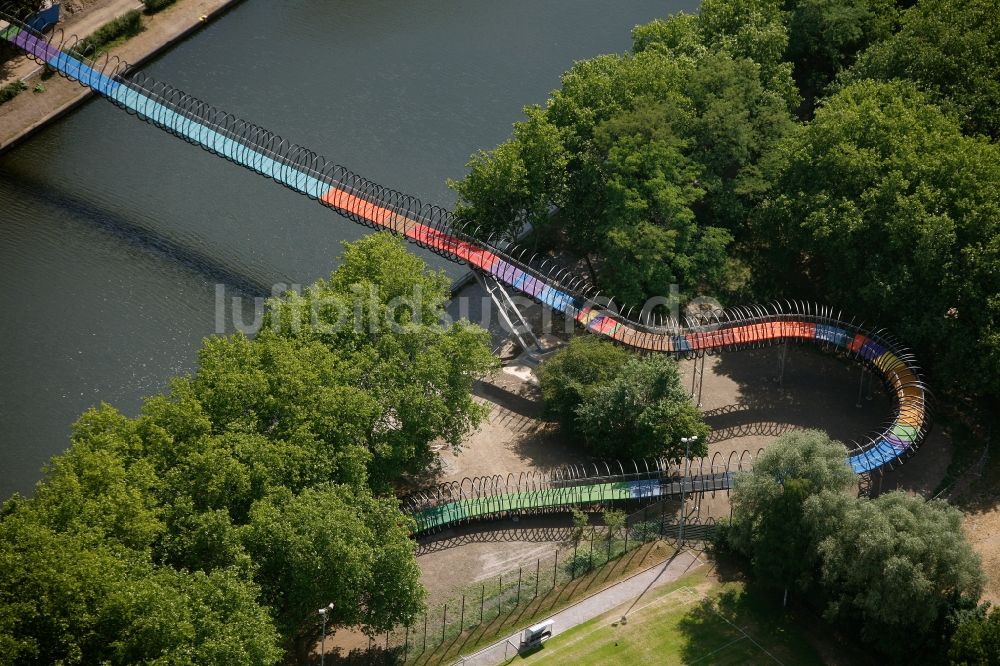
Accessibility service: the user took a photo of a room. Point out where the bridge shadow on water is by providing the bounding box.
[0,171,275,296]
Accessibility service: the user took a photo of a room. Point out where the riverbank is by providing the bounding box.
[0,0,245,153]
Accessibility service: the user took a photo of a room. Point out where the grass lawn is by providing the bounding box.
[511,570,826,665]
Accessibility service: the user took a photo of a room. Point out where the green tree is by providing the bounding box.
[682,52,797,241]
[537,337,631,439]
[634,1,798,108]
[631,13,706,59]
[849,0,1000,138]
[0,510,280,665]
[29,405,164,552]
[750,477,814,605]
[757,80,1000,399]
[451,107,568,240]
[196,234,496,490]
[244,485,423,655]
[0,234,496,661]
[950,605,1000,666]
[728,430,855,587]
[570,507,590,546]
[805,491,984,659]
[99,566,282,665]
[785,0,900,99]
[589,100,718,303]
[574,355,709,459]
[699,0,790,79]
[603,509,626,542]
[453,23,797,306]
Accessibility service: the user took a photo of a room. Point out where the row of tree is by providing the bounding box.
[451,0,1000,401]
[0,235,497,663]
[725,430,985,663]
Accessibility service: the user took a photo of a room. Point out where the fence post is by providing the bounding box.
[590,528,595,569]
[404,624,409,662]
[553,550,558,590]
[624,518,629,553]
[423,613,428,652]
[481,583,485,625]
[460,594,465,632]
[517,567,522,605]
[442,604,447,644]
[573,540,578,579]
[498,575,502,619]
[535,558,540,598]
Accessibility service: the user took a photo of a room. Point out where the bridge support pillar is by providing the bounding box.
[856,366,867,408]
[475,270,542,355]
[858,472,872,497]
[776,342,788,388]
[690,353,705,408]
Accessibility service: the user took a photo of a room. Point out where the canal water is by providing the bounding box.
[0,0,695,498]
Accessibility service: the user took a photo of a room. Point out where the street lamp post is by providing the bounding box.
[678,436,698,547]
[318,602,335,666]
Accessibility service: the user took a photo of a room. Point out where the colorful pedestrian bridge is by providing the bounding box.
[1,11,932,535]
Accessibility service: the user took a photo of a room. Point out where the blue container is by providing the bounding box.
[26,2,61,33]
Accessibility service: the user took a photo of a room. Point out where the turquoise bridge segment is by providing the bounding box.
[0,22,931,534]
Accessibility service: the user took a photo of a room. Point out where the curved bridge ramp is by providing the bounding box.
[0,11,932,534]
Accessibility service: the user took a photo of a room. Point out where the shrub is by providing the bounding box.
[72,10,144,57]
[0,79,27,105]
[629,520,661,543]
[563,552,595,578]
[538,338,709,459]
[950,605,1000,665]
[143,0,177,14]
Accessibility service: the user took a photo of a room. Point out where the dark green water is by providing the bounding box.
[0,0,696,498]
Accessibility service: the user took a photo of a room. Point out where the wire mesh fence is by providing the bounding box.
[347,501,720,664]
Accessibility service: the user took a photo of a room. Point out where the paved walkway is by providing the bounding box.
[457,548,705,666]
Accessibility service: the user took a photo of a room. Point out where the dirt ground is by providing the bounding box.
[963,506,1000,605]
[950,451,1000,606]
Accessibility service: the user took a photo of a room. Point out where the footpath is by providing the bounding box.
[457,548,705,666]
[0,0,245,152]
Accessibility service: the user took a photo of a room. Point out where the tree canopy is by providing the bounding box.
[849,0,1000,139]
[785,0,900,99]
[950,605,1000,666]
[727,430,856,593]
[757,79,1000,398]
[448,0,1000,410]
[806,490,984,658]
[537,338,708,459]
[727,431,983,662]
[0,234,496,663]
[451,32,798,305]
